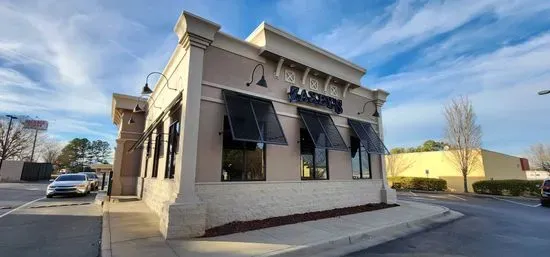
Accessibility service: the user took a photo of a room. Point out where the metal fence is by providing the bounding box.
[20,162,53,181]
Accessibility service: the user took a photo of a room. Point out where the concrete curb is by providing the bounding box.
[95,191,108,206]
[408,190,539,200]
[100,202,112,257]
[259,203,463,257]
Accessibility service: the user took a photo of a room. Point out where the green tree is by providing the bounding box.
[418,140,446,152]
[89,140,111,163]
[57,138,90,172]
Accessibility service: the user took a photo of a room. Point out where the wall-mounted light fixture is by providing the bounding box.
[246,64,267,88]
[357,100,380,117]
[142,72,176,95]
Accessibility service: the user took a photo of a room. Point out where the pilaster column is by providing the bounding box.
[159,11,220,239]
[373,90,396,204]
[171,32,210,204]
[111,138,126,196]
[375,100,389,190]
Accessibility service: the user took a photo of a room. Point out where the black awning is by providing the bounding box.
[128,93,182,152]
[348,119,389,155]
[222,90,287,145]
[298,108,348,151]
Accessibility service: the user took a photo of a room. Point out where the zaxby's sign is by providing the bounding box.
[22,119,49,130]
[287,85,343,114]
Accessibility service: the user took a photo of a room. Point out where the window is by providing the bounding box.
[300,128,329,180]
[165,109,180,179]
[298,108,347,151]
[221,117,266,181]
[350,137,371,179]
[144,135,152,177]
[222,90,287,145]
[151,124,163,178]
[348,119,389,155]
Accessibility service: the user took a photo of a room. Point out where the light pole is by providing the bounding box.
[0,115,18,172]
[538,90,550,95]
[29,128,39,162]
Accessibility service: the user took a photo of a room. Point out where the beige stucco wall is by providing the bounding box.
[481,149,527,180]
[111,109,144,196]
[386,149,528,192]
[197,44,383,183]
[385,150,485,192]
[0,160,24,182]
[387,150,486,178]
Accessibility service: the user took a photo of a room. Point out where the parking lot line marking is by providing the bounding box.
[448,195,467,201]
[490,196,541,207]
[0,197,45,219]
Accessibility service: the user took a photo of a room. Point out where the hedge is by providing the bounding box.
[389,177,447,191]
[472,179,542,196]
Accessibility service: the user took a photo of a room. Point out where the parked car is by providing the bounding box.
[540,178,550,207]
[79,172,99,190]
[46,174,91,198]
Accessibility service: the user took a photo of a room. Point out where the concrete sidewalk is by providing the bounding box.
[101,200,462,257]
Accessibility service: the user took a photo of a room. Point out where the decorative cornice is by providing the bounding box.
[180,32,213,50]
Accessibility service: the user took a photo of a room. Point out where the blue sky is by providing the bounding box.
[1,0,550,157]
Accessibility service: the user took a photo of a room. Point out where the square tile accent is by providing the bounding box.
[309,78,319,90]
[284,69,296,84]
[329,85,339,97]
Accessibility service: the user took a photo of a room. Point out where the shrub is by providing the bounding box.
[390,177,447,191]
[472,180,543,196]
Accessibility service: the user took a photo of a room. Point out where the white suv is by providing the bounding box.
[541,178,550,207]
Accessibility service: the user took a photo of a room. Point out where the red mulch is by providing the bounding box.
[202,202,399,237]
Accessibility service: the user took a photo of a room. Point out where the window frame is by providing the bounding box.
[221,116,267,182]
[165,119,180,179]
[151,124,163,178]
[350,136,372,179]
[300,128,330,180]
[144,135,152,178]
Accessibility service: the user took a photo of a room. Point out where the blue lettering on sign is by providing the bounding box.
[287,85,343,114]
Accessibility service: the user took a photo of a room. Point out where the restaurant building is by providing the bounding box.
[110,11,395,239]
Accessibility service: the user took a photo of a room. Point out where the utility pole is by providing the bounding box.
[30,129,39,162]
[0,115,18,172]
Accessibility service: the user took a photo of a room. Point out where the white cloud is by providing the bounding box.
[0,0,175,143]
[313,0,550,64]
[380,32,550,154]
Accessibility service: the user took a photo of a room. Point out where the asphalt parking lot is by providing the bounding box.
[0,182,102,257]
[347,191,550,257]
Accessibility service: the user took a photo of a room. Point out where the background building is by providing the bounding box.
[525,170,550,180]
[386,149,529,192]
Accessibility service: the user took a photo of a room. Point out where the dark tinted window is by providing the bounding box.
[56,175,86,181]
[221,117,265,181]
[350,137,371,179]
[300,128,328,180]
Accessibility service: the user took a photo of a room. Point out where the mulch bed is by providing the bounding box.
[202,202,399,237]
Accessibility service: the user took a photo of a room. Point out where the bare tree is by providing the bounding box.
[386,153,415,178]
[0,120,34,162]
[526,143,550,171]
[444,96,482,193]
[39,137,64,163]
